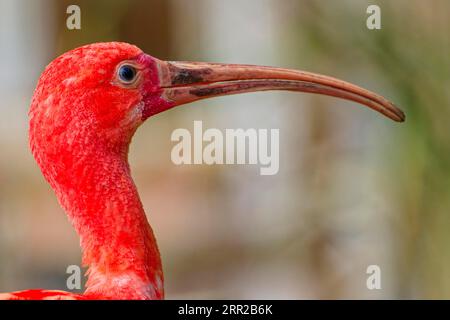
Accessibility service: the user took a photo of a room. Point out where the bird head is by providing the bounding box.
[30,41,404,165]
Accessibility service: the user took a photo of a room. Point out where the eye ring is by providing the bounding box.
[117,64,137,84]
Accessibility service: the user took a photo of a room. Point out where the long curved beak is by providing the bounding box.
[155,60,405,122]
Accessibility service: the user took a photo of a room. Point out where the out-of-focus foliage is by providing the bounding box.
[285,0,450,298]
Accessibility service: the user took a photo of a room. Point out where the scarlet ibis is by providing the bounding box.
[0,42,404,300]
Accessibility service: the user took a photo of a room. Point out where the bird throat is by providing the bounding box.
[38,138,164,299]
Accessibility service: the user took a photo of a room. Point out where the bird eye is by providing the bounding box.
[118,65,137,83]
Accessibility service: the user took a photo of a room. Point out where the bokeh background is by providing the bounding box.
[0,0,449,299]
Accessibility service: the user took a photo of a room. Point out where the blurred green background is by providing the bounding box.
[0,0,449,299]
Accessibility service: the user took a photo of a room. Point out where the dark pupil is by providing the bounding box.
[119,65,136,82]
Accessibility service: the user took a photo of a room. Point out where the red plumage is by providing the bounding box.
[9,43,166,300]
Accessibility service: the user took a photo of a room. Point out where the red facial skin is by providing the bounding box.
[7,42,170,300]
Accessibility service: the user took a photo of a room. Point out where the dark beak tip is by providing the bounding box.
[393,105,406,123]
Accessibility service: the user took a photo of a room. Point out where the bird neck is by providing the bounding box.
[51,145,163,299]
